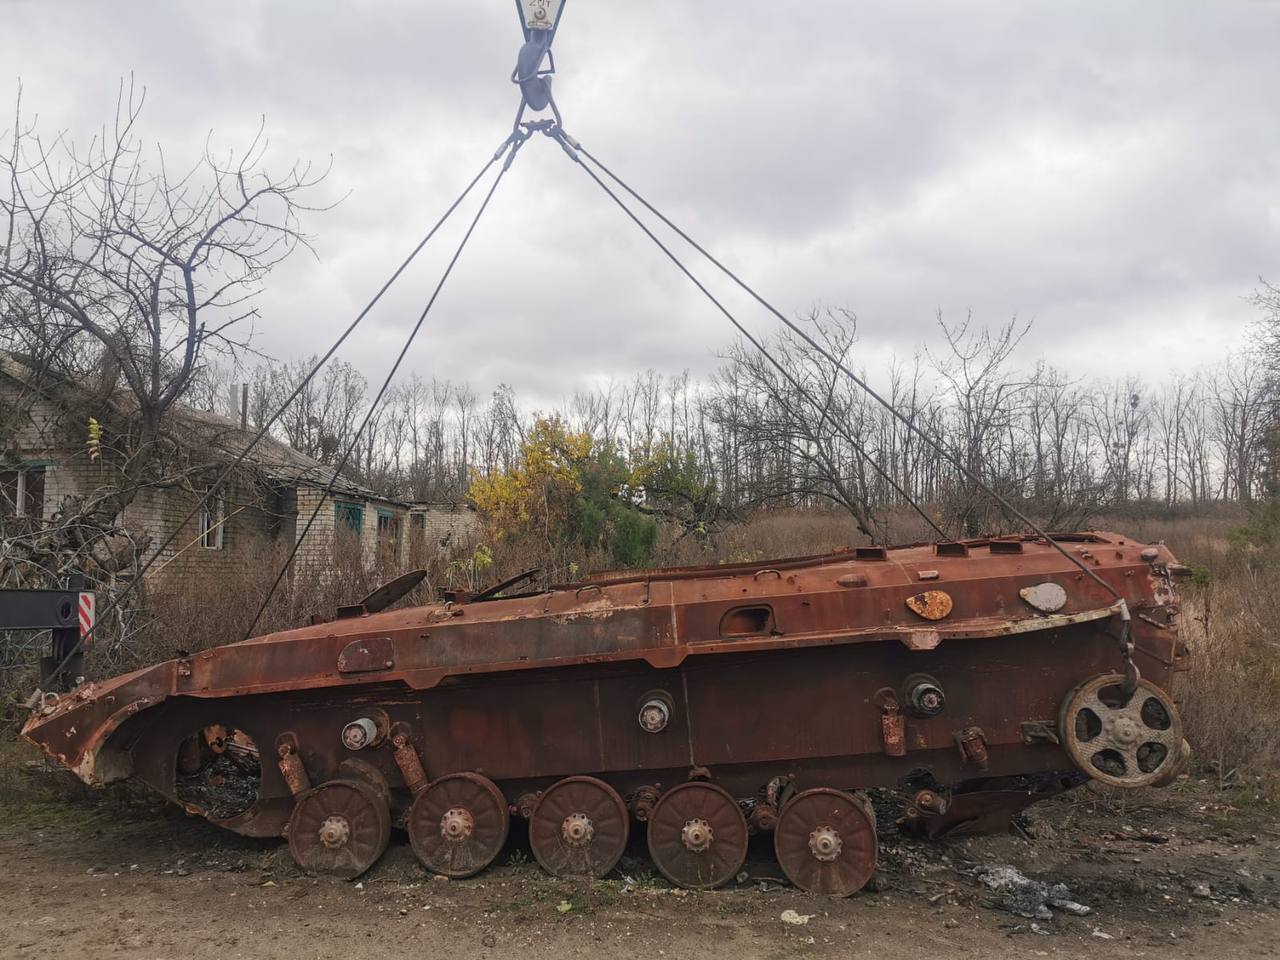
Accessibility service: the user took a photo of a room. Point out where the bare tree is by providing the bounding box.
[709,309,887,537]
[1249,278,1280,372]
[1025,364,1105,527]
[1089,378,1148,506]
[0,79,328,577]
[926,313,1031,534]
[1211,353,1269,502]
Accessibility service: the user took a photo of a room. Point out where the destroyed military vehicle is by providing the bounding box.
[22,531,1190,895]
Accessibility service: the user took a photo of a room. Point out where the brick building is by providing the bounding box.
[407,501,478,553]
[0,352,475,582]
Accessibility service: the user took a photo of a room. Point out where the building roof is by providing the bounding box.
[171,405,398,503]
[1,351,402,505]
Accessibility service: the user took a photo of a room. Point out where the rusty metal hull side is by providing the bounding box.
[97,619,1125,837]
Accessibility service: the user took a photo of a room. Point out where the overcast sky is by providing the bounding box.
[4,2,1278,410]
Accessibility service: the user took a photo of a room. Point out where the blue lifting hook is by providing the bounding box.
[511,0,566,127]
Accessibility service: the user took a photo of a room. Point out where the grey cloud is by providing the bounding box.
[3,0,1277,408]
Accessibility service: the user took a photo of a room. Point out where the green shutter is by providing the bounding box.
[334,501,364,533]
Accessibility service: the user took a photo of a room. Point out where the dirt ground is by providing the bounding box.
[2,770,1278,960]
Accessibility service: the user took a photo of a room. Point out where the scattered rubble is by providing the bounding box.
[970,864,1092,920]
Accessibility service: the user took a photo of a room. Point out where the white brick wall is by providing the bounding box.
[293,487,413,571]
[409,503,479,549]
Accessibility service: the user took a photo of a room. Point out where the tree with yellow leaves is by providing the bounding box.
[470,417,656,570]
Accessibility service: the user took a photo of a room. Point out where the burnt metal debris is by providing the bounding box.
[23,531,1193,894]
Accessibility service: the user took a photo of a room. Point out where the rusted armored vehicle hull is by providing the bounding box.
[23,532,1189,894]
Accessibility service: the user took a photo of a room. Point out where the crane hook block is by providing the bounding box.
[515,39,553,111]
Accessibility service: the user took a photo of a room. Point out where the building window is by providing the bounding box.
[0,465,46,520]
[199,488,225,550]
[335,501,364,534]
[377,509,402,564]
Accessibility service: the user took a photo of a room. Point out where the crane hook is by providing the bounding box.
[510,0,566,127]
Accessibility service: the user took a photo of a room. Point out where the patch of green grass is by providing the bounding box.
[554,887,610,919]
[626,865,666,890]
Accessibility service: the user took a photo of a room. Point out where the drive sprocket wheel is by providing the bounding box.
[407,772,510,878]
[529,776,629,879]
[647,781,748,890]
[774,787,877,896]
[287,778,390,879]
[1059,673,1185,788]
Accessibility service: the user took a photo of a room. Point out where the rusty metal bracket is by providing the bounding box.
[512,792,540,819]
[1114,600,1141,696]
[629,785,660,822]
[389,723,428,798]
[1019,720,1060,745]
[954,726,990,770]
[765,775,796,811]
[275,733,311,797]
[874,688,906,757]
[747,802,778,834]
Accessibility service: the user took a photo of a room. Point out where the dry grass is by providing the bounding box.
[1091,506,1280,792]
[1178,584,1280,788]
[96,533,459,672]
